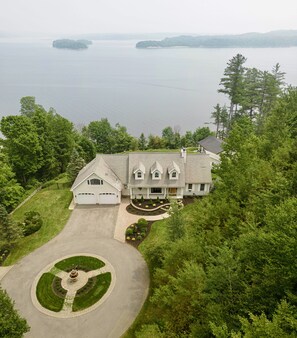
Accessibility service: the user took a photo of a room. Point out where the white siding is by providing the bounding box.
[73,173,120,204]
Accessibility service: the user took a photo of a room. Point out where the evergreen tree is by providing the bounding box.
[218,54,247,121]
[138,133,147,150]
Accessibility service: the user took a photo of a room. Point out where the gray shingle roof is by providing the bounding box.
[198,136,223,154]
[71,151,212,191]
[185,154,212,183]
[71,154,125,191]
[129,153,185,188]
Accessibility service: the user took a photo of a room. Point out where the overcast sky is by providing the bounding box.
[1,0,297,36]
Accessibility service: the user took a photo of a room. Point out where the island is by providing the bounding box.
[52,39,92,50]
[136,30,297,48]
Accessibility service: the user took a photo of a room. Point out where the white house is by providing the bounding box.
[198,135,223,165]
[71,149,212,205]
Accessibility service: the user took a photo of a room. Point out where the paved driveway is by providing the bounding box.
[1,205,149,338]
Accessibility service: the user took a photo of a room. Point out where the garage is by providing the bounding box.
[98,192,118,204]
[76,193,97,204]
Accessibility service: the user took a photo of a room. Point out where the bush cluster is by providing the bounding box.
[126,218,148,242]
[19,211,43,236]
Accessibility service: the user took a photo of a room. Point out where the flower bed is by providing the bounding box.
[125,219,154,248]
[132,198,170,210]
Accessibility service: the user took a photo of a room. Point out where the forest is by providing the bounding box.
[127,56,297,337]
[136,30,297,48]
[0,54,297,337]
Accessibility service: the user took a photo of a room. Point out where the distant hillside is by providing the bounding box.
[53,39,92,50]
[136,30,297,48]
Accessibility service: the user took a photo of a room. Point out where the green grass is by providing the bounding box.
[72,272,111,312]
[36,273,65,312]
[55,256,105,272]
[4,186,72,266]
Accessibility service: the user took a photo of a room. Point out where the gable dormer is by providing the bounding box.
[151,161,163,180]
[133,162,145,180]
[168,161,181,180]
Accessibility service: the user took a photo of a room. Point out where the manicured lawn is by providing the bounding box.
[4,186,72,266]
[55,256,105,272]
[36,273,65,312]
[72,272,111,312]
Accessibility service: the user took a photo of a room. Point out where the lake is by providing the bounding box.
[0,38,297,135]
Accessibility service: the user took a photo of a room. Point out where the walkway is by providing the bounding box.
[114,197,170,242]
[1,205,149,338]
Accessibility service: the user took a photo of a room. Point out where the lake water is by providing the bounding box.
[1,38,297,135]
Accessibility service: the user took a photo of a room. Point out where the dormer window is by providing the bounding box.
[135,170,144,180]
[168,161,180,180]
[151,161,163,180]
[170,171,178,179]
[134,162,145,180]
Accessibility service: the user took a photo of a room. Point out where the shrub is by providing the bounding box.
[137,218,148,232]
[149,199,153,206]
[21,211,43,236]
[141,195,144,202]
[125,228,134,236]
[157,196,160,202]
[137,235,142,240]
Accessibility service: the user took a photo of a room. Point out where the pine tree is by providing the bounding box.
[218,54,247,123]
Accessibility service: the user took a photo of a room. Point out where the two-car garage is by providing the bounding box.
[71,156,123,206]
[76,192,119,205]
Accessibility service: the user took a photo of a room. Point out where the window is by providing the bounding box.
[188,184,193,191]
[154,172,159,178]
[171,171,177,178]
[151,188,162,194]
[88,179,103,185]
[137,171,142,178]
[200,184,205,191]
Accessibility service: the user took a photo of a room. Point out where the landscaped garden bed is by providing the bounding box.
[126,204,168,216]
[126,198,170,216]
[133,198,170,210]
[125,218,154,248]
[35,255,111,313]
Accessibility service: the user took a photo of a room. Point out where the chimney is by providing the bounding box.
[180,147,187,163]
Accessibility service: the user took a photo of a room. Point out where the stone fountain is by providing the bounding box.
[69,266,79,282]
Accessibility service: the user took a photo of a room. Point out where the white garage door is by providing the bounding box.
[98,192,118,204]
[76,193,97,204]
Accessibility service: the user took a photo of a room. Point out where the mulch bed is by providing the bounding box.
[126,204,168,216]
[126,221,154,248]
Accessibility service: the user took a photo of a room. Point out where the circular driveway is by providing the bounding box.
[1,205,149,338]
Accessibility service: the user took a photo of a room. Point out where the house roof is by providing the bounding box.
[129,153,185,188]
[71,155,123,191]
[198,136,223,154]
[151,161,163,174]
[185,154,212,183]
[71,151,212,191]
[133,161,145,174]
[168,161,181,174]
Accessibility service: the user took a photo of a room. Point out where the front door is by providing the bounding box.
[168,188,177,196]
